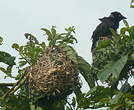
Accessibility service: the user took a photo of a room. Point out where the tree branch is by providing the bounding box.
[2,70,28,99]
[0,83,15,86]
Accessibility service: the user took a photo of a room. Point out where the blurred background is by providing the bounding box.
[0,0,133,91]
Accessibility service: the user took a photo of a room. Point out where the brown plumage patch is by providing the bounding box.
[99,35,112,40]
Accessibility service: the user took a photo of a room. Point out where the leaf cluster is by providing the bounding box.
[0,19,134,110]
[75,20,134,110]
[92,20,134,84]
[0,37,16,78]
[0,26,95,110]
[41,26,77,46]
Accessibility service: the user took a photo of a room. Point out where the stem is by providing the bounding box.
[20,53,32,66]
[10,78,26,95]
[2,71,27,99]
[66,100,74,110]
[16,48,32,66]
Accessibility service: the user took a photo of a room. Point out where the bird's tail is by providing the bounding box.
[91,36,99,52]
[91,41,96,52]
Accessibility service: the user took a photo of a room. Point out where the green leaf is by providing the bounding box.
[77,56,95,88]
[0,51,16,66]
[110,28,118,38]
[65,26,75,33]
[0,107,6,110]
[96,40,111,49]
[55,34,63,41]
[97,54,128,83]
[120,81,130,93]
[77,86,111,109]
[6,66,12,75]
[19,61,27,67]
[109,28,120,45]
[120,27,127,34]
[0,66,13,77]
[51,26,56,38]
[123,20,129,28]
[0,86,9,97]
[131,0,134,8]
[72,97,76,108]
[129,53,134,61]
[109,92,123,105]
[41,28,57,46]
[0,67,7,73]
[86,86,111,100]
[130,4,134,8]
[61,45,78,64]
[66,106,72,110]
[128,26,134,37]
[30,104,42,110]
[25,33,39,44]
[12,43,19,49]
[131,0,134,3]
[41,28,53,41]
[2,96,30,110]
[39,42,46,49]
[0,36,3,45]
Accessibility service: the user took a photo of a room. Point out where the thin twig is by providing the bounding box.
[10,78,26,95]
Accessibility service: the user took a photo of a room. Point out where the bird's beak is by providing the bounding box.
[122,16,127,19]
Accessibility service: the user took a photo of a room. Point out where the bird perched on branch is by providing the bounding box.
[91,11,126,51]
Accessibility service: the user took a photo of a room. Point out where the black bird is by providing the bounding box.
[91,11,126,51]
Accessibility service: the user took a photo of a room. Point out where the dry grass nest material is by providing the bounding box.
[25,46,79,100]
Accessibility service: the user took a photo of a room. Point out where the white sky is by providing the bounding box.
[0,0,134,94]
[0,0,133,61]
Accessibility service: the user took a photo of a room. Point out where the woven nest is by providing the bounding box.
[25,46,79,104]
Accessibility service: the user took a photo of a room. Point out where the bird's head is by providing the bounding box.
[109,11,126,22]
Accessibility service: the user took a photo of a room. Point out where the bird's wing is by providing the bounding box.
[91,20,113,50]
[92,20,113,39]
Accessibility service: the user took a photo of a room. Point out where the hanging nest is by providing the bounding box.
[25,45,79,105]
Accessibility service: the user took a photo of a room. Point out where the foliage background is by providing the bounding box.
[0,0,133,66]
[0,0,133,110]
